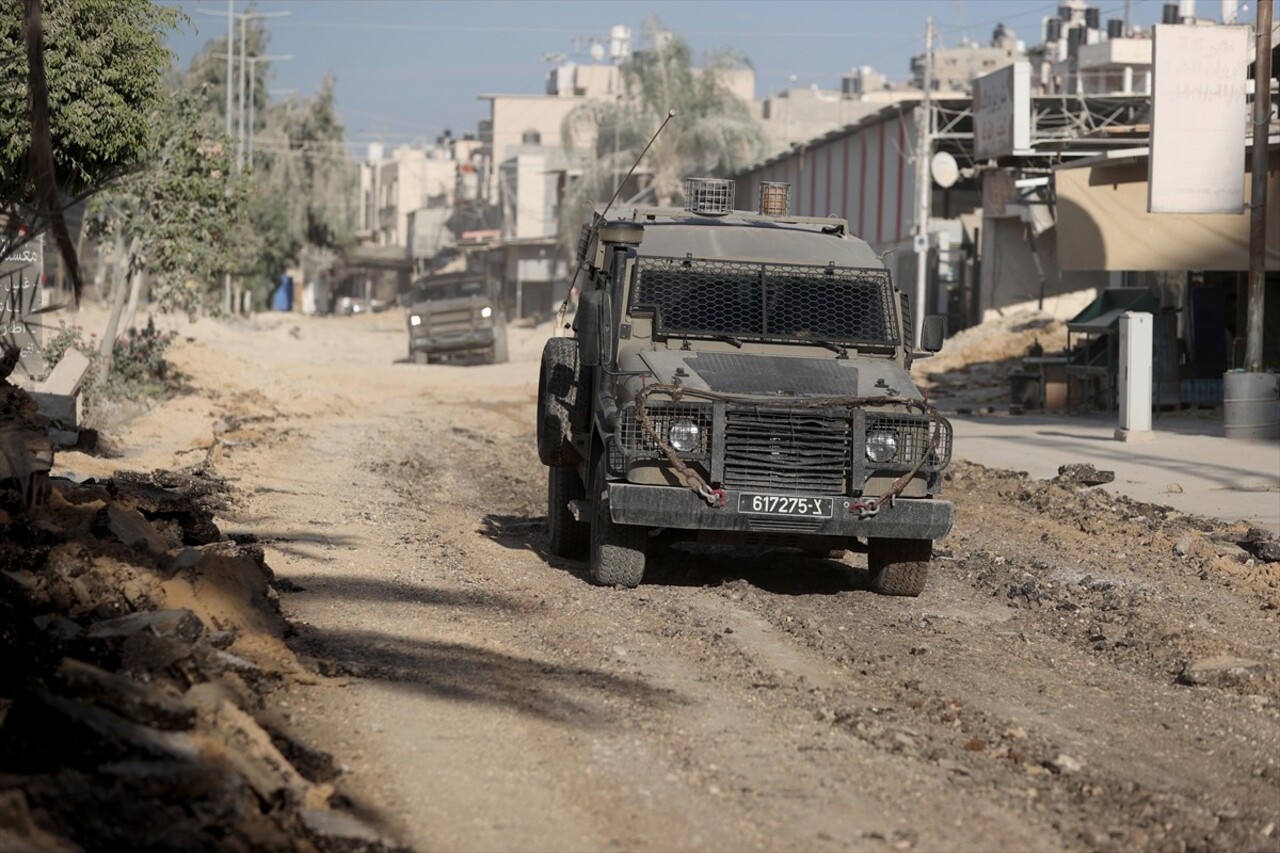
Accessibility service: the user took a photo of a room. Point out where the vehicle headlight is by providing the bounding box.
[668,419,701,452]
[866,430,898,463]
[480,306,493,319]
[409,315,422,327]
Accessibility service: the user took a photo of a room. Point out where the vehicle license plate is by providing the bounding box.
[737,493,833,518]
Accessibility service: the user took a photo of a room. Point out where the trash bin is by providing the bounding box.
[271,274,293,312]
[1223,371,1280,440]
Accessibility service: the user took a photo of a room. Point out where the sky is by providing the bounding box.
[162,0,1219,160]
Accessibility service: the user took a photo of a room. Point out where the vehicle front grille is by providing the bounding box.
[428,308,478,334]
[722,408,849,493]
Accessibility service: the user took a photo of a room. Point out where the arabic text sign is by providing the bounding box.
[0,241,45,379]
[1148,24,1248,214]
[973,62,1031,160]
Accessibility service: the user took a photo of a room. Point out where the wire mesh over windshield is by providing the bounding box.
[632,257,898,346]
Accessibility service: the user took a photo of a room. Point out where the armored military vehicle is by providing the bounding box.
[536,178,953,594]
[406,271,508,365]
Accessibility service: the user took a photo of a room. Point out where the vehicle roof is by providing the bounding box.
[604,206,884,269]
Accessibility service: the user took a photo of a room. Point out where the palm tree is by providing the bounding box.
[559,18,766,243]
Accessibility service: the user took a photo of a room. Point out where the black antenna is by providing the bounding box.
[554,108,677,332]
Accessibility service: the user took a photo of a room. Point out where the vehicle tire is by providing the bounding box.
[536,338,588,466]
[866,538,931,597]
[547,465,588,558]
[412,351,428,365]
[588,458,646,587]
[804,548,847,560]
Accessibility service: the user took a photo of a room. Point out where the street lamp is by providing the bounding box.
[246,54,293,165]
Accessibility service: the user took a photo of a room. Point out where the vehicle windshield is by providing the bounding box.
[412,277,486,301]
[630,257,899,347]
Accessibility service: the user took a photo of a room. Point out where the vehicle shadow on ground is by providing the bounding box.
[479,512,871,596]
[279,573,533,611]
[648,546,872,596]
[286,621,684,726]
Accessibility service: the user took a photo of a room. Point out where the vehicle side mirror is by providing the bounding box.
[920,314,946,353]
[578,290,603,367]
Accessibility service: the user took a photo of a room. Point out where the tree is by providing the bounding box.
[252,75,357,265]
[1,0,181,195]
[559,17,766,244]
[179,25,356,297]
[1,0,181,299]
[86,88,253,380]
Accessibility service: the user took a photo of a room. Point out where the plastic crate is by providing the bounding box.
[1180,378,1223,405]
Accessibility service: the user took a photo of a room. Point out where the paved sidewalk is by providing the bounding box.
[946,410,1280,532]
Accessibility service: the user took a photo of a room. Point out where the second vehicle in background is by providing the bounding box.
[406,271,508,365]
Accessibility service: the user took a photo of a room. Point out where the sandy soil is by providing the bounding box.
[51,306,1280,852]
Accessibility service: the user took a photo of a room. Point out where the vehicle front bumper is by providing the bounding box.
[409,327,495,354]
[607,483,953,540]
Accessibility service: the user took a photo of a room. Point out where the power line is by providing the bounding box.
[271,20,920,39]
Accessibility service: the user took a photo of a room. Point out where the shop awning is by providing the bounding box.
[1054,142,1280,271]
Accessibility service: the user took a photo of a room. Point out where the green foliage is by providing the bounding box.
[249,75,357,266]
[559,17,766,247]
[88,88,255,313]
[179,25,356,285]
[111,314,177,387]
[0,0,182,196]
[38,315,177,414]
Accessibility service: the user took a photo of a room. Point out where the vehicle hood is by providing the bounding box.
[635,350,919,400]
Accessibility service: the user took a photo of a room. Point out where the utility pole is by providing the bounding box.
[1244,0,1271,374]
[195,3,238,316]
[913,16,935,347]
[224,1,233,138]
[235,9,290,173]
[247,54,293,166]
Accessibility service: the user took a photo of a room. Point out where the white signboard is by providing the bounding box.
[973,62,1030,160]
[1148,24,1248,214]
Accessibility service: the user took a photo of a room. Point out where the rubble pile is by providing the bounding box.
[0,385,397,851]
[916,311,1068,407]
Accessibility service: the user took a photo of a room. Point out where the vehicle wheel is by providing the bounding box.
[866,538,931,597]
[536,338,588,466]
[547,465,588,558]
[803,548,847,560]
[412,351,428,365]
[588,458,646,587]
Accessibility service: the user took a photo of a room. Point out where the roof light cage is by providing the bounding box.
[683,177,735,215]
[759,181,791,216]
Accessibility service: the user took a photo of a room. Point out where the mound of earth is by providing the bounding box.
[0,376,401,852]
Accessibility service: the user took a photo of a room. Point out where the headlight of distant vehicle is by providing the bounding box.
[865,430,898,463]
[409,315,422,327]
[480,306,493,319]
[668,419,701,452]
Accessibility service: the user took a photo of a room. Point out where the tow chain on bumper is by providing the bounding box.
[633,383,945,512]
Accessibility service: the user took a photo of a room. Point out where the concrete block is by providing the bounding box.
[35,347,90,396]
[34,392,78,428]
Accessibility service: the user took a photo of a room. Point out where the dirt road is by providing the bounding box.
[57,309,1280,852]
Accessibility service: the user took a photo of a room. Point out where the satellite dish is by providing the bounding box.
[590,43,605,63]
[930,151,959,189]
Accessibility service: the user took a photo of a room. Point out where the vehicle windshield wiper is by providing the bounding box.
[804,338,848,359]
